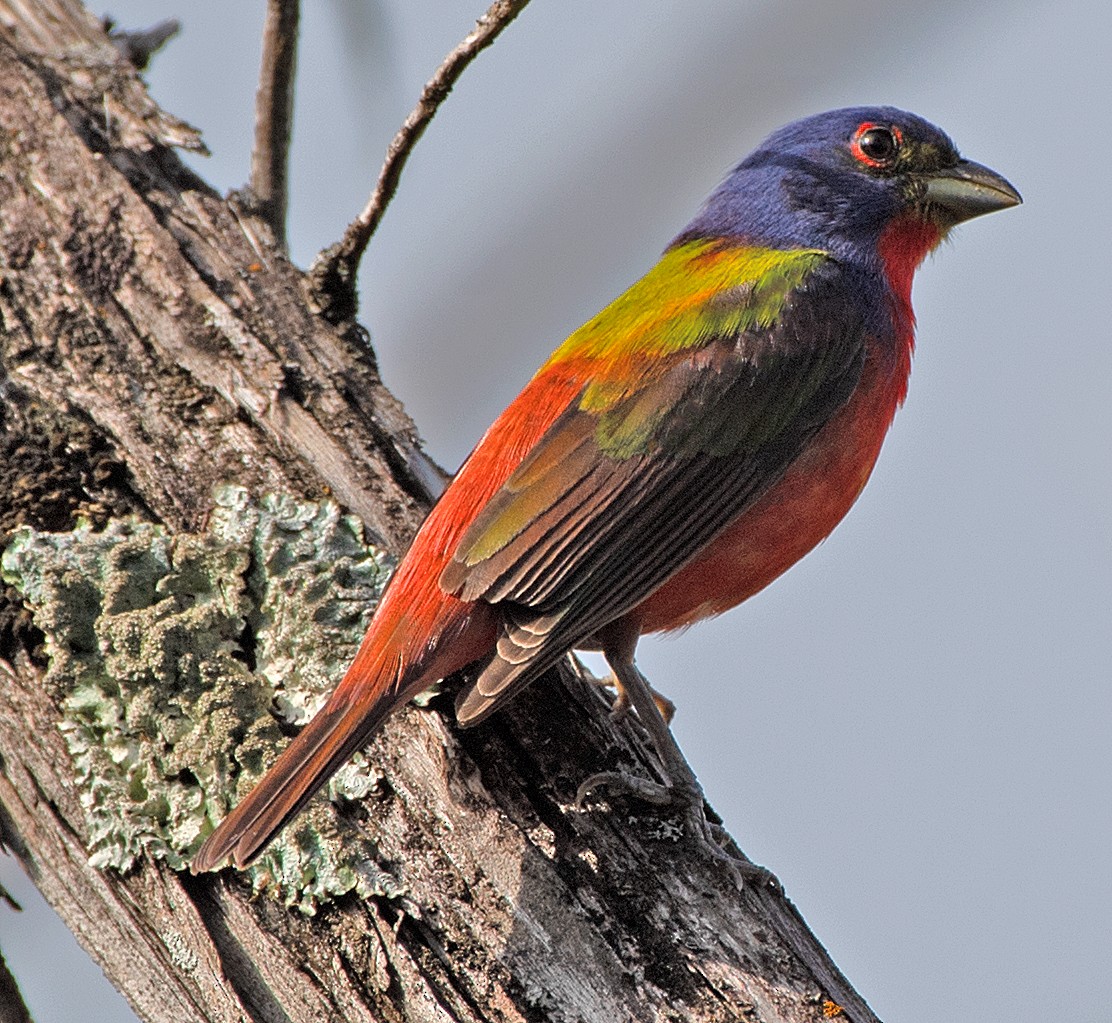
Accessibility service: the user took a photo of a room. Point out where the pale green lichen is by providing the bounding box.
[1,485,408,913]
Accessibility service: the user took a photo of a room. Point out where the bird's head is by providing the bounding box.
[679,106,1021,264]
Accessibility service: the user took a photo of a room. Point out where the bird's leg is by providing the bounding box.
[599,672,676,725]
[576,627,775,888]
[579,652,702,805]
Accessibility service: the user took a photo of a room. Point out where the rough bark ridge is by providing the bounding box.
[0,4,880,1022]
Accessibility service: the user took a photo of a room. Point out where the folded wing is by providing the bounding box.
[440,250,869,724]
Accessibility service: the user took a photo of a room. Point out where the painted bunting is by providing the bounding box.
[193,107,1019,872]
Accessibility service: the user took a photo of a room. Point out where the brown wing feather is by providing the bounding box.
[453,447,770,724]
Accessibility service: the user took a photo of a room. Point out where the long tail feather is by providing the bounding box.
[191,688,403,872]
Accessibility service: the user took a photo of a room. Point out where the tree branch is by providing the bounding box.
[308,0,532,324]
[0,945,34,1023]
[251,0,300,248]
[0,4,883,1022]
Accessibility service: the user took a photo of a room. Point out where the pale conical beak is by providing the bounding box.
[921,159,1022,225]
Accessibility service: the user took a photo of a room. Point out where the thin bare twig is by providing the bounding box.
[251,0,300,249]
[309,0,532,324]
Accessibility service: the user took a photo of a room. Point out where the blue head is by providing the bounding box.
[675,106,1020,262]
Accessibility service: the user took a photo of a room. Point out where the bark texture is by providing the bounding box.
[0,3,880,1022]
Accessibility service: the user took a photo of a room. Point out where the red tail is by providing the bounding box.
[191,678,402,870]
[192,588,499,870]
[192,371,577,871]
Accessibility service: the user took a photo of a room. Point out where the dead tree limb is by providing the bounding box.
[250,0,299,248]
[309,0,534,325]
[0,3,880,1021]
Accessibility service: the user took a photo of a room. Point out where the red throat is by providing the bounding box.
[877,214,942,406]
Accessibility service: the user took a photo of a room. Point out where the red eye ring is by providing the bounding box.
[850,123,903,168]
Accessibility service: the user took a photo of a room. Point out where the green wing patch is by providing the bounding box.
[444,248,859,606]
[442,250,867,722]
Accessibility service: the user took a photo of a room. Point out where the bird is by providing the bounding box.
[192,106,1020,873]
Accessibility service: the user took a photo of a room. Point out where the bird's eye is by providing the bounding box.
[851,124,901,168]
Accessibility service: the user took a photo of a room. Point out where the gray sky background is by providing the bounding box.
[2,2,1109,1021]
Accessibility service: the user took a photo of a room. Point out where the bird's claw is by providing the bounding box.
[595,676,675,726]
[575,768,779,891]
[608,692,633,724]
[574,773,776,888]
[694,815,781,891]
[578,648,779,890]
[674,792,781,891]
[718,849,781,892]
[575,769,678,809]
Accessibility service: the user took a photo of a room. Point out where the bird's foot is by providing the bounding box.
[580,633,779,891]
[574,769,678,808]
[700,820,781,892]
[575,768,779,892]
[596,674,676,725]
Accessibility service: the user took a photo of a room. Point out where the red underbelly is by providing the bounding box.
[635,343,903,634]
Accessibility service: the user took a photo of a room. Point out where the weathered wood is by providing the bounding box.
[0,3,880,1021]
[0,0,439,547]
